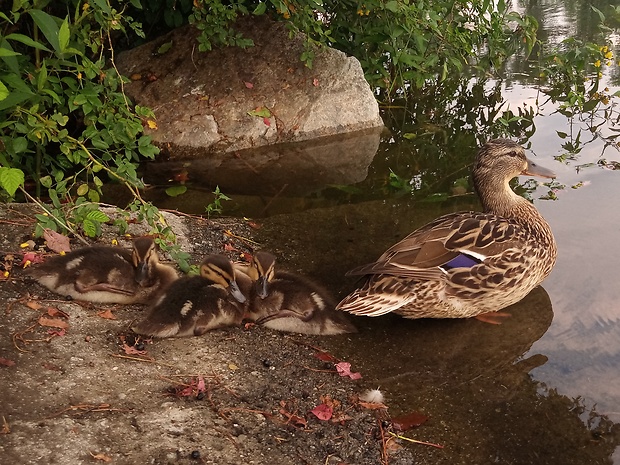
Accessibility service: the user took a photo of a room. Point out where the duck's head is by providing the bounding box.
[200,254,247,303]
[132,236,159,286]
[244,251,276,299]
[473,139,555,213]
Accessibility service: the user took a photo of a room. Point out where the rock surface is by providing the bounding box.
[117,16,384,158]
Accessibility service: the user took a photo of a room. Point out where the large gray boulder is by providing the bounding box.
[117,16,384,159]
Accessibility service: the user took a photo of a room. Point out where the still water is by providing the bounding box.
[139,1,620,462]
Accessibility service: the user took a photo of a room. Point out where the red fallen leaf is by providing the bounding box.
[43,228,71,254]
[47,328,66,337]
[310,403,333,421]
[335,361,362,380]
[97,309,117,320]
[22,252,44,266]
[244,81,254,89]
[0,357,16,367]
[38,316,69,329]
[391,411,430,432]
[263,117,271,126]
[247,221,261,230]
[196,376,206,394]
[313,78,319,86]
[314,351,337,362]
[173,170,190,183]
[223,243,239,252]
[122,343,148,356]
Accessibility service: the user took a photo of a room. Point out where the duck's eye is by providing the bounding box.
[507,151,519,158]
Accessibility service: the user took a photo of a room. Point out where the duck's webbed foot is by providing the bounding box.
[474,311,511,325]
[75,281,135,296]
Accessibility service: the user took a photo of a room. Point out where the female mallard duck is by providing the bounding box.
[238,251,357,335]
[336,139,557,323]
[26,236,178,304]
[132,254,248,338]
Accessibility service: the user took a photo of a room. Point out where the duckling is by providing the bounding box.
[238,251,357,335]
[26,236,178,304]
[132,254,249,338]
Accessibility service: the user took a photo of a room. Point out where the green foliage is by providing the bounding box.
[205,185,231,217]
[0,1,166,241]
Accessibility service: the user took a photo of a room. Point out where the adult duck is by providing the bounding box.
[336,139,557,323]
[27,236,178,304]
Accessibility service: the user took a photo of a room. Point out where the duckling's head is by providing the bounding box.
[473,139,555,213]
[246,251,276,299]
[200,254,247,303]
[132,236,159,286]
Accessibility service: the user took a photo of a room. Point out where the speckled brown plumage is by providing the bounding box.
[336,139,558,319]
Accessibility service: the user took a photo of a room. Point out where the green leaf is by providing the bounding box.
[247,107,272,118]
[37,61,48,92]
[157,41,173,55]
[86,210,110,223]
[58,17,70,53]
[5,33,51,52]
[0,48,20,57]
[253,2,267,15]
[82,218,98,237]
[29,10,61,54]
[165,185,187,197]
[0,80,8,101]
[40,175,52,188]
[0,167,25,196]
[76,183,89,196]
[12,137,28,153]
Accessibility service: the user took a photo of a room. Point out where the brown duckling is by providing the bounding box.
[26,236,178,304]
[132,254,248,338]
[238,251,356,335]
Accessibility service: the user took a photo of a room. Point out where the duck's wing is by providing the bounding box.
[336,274,419,316]
[346,212,521,279]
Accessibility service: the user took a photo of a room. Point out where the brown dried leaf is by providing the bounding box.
[0,357,16,367]
[122,343,147,356]
[47,307,69,319]
[392,411,430,432]
[359,401,388,410]
[43,229,71,254]
[97,309,117,320]
[38,316,69,329]
[26,300,43,310]
[89,452,112,462]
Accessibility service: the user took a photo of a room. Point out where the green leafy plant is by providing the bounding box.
[205,185,231,217]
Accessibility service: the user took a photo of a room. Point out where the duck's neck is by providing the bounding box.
[475,175,542,221]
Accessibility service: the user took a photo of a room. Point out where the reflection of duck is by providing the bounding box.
[337,139,557,322]
[27,236,178,304]
[239,251,357,335]
[132,254,247,338]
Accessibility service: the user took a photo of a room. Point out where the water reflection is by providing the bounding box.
[255,200,620,464]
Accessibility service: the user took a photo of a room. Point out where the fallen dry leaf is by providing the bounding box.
[244,81,254,89]
[314,351,337,363]
[310,403,333,421]
[359,401,388,410]
[25,300,43,311]
[122,343,148,356]
[391,410,430,432]
[43,229,71,253]
[97,309,117,320]
[47,307,69,319]
[0,357,16,367]
[38,316,69,329]
[335,361,362,380]
[279,408,307,428]
[21,251,44,266]
[89,451,112,462]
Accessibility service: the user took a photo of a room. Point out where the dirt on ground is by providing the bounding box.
[0,203,417,465]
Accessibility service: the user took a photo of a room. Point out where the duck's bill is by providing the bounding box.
[229,281,247,303]
[524,157,556,179]
[256,277,269,300]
